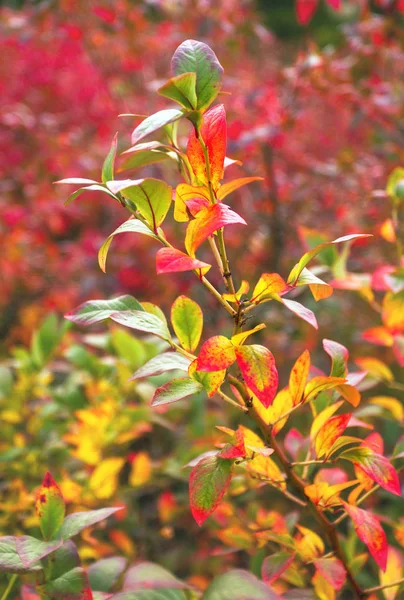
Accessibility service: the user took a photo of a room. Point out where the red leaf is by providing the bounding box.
[219,429,246,459]
[189,456,233,526]
[187,104,226,189]
[313,557,346,590]
[185,203,246,256]
[326,0,341,9]
[196,336,236,372]
[296,0,318,24]
[342,503,388,571]
[235,345,278,408]
[156,248,211,274]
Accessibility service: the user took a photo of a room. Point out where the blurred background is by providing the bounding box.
[0,0,403,594]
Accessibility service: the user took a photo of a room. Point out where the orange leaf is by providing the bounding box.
[156,248,211,274]
[186,104,226,189]
[174,184,210,222]
[313,557,346,590]
[189,359,226,398]
[185,203,246,256]
[315,413,351,459]
[289,350,310,405]
[251,273,287,304]
[235,345,278,408]
[342,502,388,571]
[196,336,236,372]
[217,177,264,201]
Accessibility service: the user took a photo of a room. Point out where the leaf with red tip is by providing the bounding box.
[35,473,65,541]
[156,248,211,275]
[219,429,246,460]
[189,455,233,526]
[340,446,401,496]
[296,0,318,24]
[171,295,203,353]
[185,203,246,256]
[196,336,236,372]
[315,413,351,459]
[251,273,287,304]
[281,298,318,329]
[261,552,296,584]
[289,350,311,406]
[235,345,278,408]
[342,502,388,571]
[217,177,264,201]
[313,557,346,590]
[187,104,226,189]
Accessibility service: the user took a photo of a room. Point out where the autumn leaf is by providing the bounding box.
[235,345,278,408]
[196,335,236,372]
[185,203,246,256]
[304,376,346,402]
[340,446,401,496]
[323,339,349,378]
[186,104,226,188]
[217,177,264,201]
[296,0,318,24]
[35,473,65,541]
[251,273,287,304]
[156,248,211,275]
[174,183,210,222]
[342,502,388,571]
[315,413,352,459]
[313,557,346,590]
[189,455,233,526]
[171,295,203,353]
[218,428,246,460]
[189,359,226,398]
[89,458,125,500]
[289,350,310,405]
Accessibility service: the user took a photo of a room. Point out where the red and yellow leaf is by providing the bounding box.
[289,350,310,406]
[189,359,226,398]
[342,502,388,571]
[251,273,287,304]
[189,455,233,526]
[156,248,211,275]
[217,177,264,201]
[196,336,236,372]
[315,413,352,459]
[340,446,401,496]
[185,203,246,256]
[174,183,210,222]
[35,472,66,541]
[235,345,278,408]
[187,104,226,189]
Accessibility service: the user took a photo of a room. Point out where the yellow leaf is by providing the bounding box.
[89,458,125,499]
[251,273,287,304]
[313,570,336,600]
[129,452,152,487]
[223,280,250,303]
[289,350,310,405]
[380,546,403,600]
[311,401,344,441]
[370,396,404,422]
[355,357,394,382]
[295,525,324,562]
[247,454,286,490]
[231,323,265,346]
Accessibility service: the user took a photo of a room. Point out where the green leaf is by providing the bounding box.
[171,295,203,353]
[64,184,118,206]
[58,507,123,540]
[387,167,404,205]
[35,472,65,540]
[131,352,191,380]
[171,40,223,111]
[131,109,184,145]
[110,310,171,342]
[98,218,159,273]
[120,179,172,231]
[31,314,64,369]
[16,536,63,569]
[119,149,172,172]
[65,296,144,326]
[0,537,48,573]
[322,339,348,378]
[102,133,118,183]
[88,556,127,592]
[51,541,80,580]
[123,562,189,591]
[39,567,92,600]
[189,455,233,526]
[152,378,203,406]
[158,72,197,110]
[202,569,278,599]
[110,592,186,600]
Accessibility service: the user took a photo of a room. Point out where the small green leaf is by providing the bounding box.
[38,567,92,600]
[171,295,203,353]
[102,133,118,183]
[152,378,203,406]
[202,569,278,599]
[132,109,184,145]
[35,472,65,540]
[110,310,171,342]
[131,353,191,380]
[16,536,63,569]
[120,179,172,231]
[171,40,223,111]
[158,72,197,110]
[65,296,144,326]
[123,562,189,591]
[0,536,55,573]
[58,507,123,540]
[51,541,80,580]
[88,556,127,592]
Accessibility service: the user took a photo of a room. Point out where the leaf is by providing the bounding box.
[98,219,158,273]
[110,310,171,342]
[251,273,287,304]
[35,472,65,541]
[111,592,185,600]
[340,447,401,496]
[203,569,279,599]
[51,542,80,580]
[296,0,318,24]
[61,184,118,206]
[0,537,41,573]
[120,179,172,231]
[218,429,246,460]
[261,552,296,584]
[171,295,203,352]
[58,507,123,540]
[342,502,388,571]
[304,481,357,509]
[158,72,197,110]
[223,280,250,304]
[171,39,223,111]
[55,178,98,186]
[131,109,184,145]
[65,296,144,326]
[129,452,152,487]
[187,105,226,190]
[310,401,344,441]
[102,133,118,183]
[38,567,93,600]
[379,546,403,600]
[313,558,346,590]
[312,571,334,600]
[280,298,318,329]
[231,323,266,346]
[196,336,236,372]
[288,234,372,285]
[315,413,351,459]
[322,339,348,378]
[235,345,278,408]
[188,360,226,398]
[289,350,310,405]
[189,455,233,526]
[152,378,203,407]
[217,177,264,201]
[185,203,246,256]
[89,458,125,500]
[131,353,191,380]
[15,537,62,569]
[88,557,127,592]
[174,183,210,222]
[304,376,346,402]
[156,248,211,275]
[123,561,189,591]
